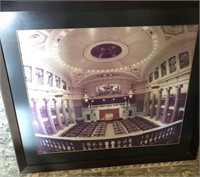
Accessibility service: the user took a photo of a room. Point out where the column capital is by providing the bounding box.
[61,99,67,103]
[151,85,160,89]
[43,98,50,103]
[52,98,57,103]
[165,87,172,92]
[31,98,37,103]
[176,84,183,89]
[158,88,163,93]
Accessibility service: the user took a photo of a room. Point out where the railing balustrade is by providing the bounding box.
[36,122,181,153]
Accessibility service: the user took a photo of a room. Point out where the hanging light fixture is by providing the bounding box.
[128,89,133,98]
[128,79,134,99]
[83,70,89,102]
[84,93,89,102]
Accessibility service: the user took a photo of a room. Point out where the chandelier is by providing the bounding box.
[128,89,133,98]
[83,70,89,102]
[84,92,89,102]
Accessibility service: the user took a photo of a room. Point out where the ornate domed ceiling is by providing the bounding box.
[17,25,198,86]
[48,27,157,71]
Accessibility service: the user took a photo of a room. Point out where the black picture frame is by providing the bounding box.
[0,1,199,174]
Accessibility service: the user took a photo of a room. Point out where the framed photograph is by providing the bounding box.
[154,67,159,80]
[62,80,67,90]
[161,61,167,77]
[169,56,177,74]
[23,65,32,82]
[47,71,53,87]
[35,67,44,85]
[95,84,122,96]
[179,51,190,69]
[55,75,61,88]
[149,72,153,83]
[0,1,199,174]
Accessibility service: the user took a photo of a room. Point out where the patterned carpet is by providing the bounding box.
[0,92,199,177]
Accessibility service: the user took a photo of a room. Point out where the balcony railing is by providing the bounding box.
[36,121,182,153]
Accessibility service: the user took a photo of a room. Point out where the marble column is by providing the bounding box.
[162,87,171,123]
[150,93,155,118]
[53,98,63,130]
[67,99,76,123]
[31,99,47,135]
[171,85,182,123]
[143,93,147,115]
[144,92,150,116]
[62,99,69,126]
[143,94,146,115]
[155,89,163,121]
[44,99,57,134]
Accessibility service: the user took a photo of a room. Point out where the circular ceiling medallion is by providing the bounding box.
[54,27,154,70]
[91,43,122,59]
[84,41,129,62]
